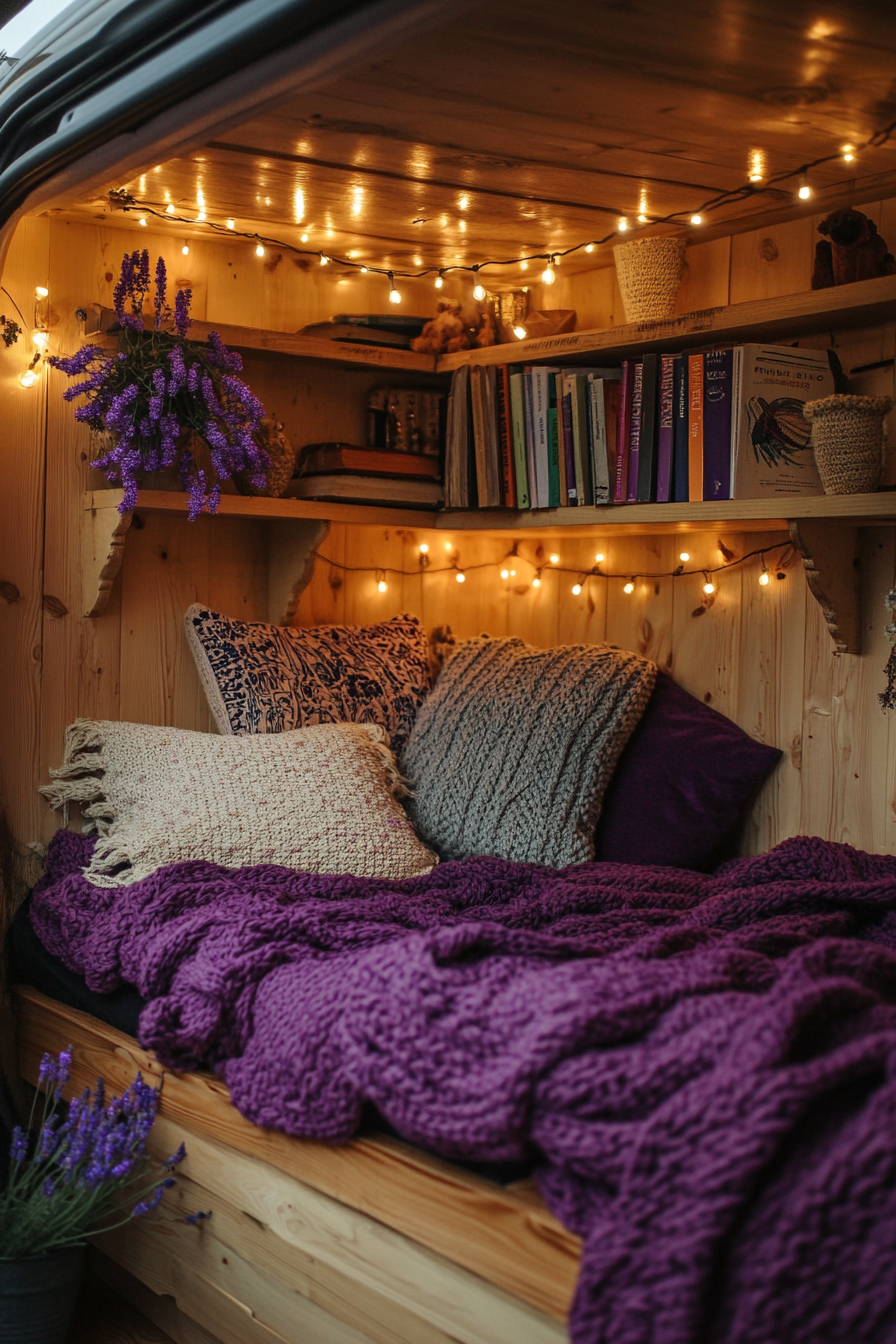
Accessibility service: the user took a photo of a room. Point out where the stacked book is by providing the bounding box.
[444,344,837,509]
[285,443,443,508]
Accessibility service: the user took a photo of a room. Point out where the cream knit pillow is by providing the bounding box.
[40,719,436,887]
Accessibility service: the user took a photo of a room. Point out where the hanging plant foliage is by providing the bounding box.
[49,251,269,517]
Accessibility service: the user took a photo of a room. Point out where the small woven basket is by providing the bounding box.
[613,237,687,322]
[802,394,893,495]
[234,417,297,497]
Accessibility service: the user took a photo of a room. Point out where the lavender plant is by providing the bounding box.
[0,1048,186,1258]
[49,251,269,518]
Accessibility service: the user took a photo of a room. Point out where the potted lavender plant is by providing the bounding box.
[49,250,270,518]
[0,1048,186,1344]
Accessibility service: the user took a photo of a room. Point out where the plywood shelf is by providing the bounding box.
[436,275,896,371]
[86,488,438,529]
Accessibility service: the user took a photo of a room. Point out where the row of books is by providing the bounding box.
[444,343,836,508]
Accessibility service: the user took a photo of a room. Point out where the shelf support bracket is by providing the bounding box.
[82,503,131,617]
[267,518,330,625]
[788,519,861,654]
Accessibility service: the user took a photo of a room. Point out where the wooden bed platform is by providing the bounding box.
[12,985,577,1344]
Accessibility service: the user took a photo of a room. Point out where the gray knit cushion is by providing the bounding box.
[399,637,656,867]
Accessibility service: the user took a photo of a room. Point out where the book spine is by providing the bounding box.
[547,406,560,507]
[509,372,530,509]
[604,382,621,506]
[656,354,676,503]
[729,346,742,501]
[570,377,588,507]
[523,372,538,507]
[636,353,659,502]
[554,372,569,506]
[560,376,578,504]
[627,362,644,503]
[688,354,704,502]
[589,378,610,505]
[615,361,634,502]
[470,366,488,506]
[485,366,502,506]
[702,348,734,501]
[496,366,515,507]
[532,368,550,507]
[672,356,688,502]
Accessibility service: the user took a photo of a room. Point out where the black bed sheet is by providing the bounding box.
[7,897,535,1186]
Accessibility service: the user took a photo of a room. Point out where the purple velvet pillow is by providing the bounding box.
[594,672,781,871]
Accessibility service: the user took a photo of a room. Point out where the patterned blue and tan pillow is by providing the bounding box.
[185,606,431,749]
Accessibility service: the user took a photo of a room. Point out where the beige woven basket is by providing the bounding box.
[613,237,687,322]
[803,394,893,495]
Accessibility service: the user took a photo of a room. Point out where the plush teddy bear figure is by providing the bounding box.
[811,208,896,288]
[411,300,471,354]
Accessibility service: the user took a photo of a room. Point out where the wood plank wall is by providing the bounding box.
[1,208,896,864]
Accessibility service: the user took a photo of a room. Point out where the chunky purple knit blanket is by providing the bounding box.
[30,830,896,1343]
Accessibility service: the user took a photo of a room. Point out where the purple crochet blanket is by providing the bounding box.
[30,831,896,1343]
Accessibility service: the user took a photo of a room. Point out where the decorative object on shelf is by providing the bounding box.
[412,300,471,354]
[366,386,445,456]
[493,289,530,342]
[0,1048,186,1344]
[613,237,687,322]
[811,209,896,289]
[880,588,896,712]
[49,250,269,517]
[521,310,576,340]
[234,417,296,497]
[803,394,893,494]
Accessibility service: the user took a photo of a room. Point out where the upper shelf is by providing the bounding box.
[436,275,896,371]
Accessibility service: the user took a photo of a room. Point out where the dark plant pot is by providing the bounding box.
[0,1245,87,1344]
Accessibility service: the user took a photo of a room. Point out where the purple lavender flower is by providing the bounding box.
[184,1210,212,1226]
[10,1126,28,1163]
[43,1179,56,1199]
[132,1184,166,1218]
[165,1143,186,1169]
[154,256,167,328]
[174,287,192,337]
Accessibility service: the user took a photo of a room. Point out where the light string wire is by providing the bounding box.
[309,539,794,582]
[109,114,896,284]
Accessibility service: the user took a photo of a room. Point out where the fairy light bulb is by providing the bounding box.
[31,329,48,349]
[473,282,486,301]
[197,210,206,222]
[532,576,541,588]
[637,214,648,224]
[255,243,265,257]
[798,179,812,200]
[549,553,559,564]
[572,582,582,596]
[585,243,595,253]
[435,271,444,289]
[377,579,388,593]
[520,259,528,270]
[300,232,309,243]
[419,543,429,555]
[623,581,635,595]
[320,255,329,266]
[18,369,37,388]
[679,551,690,562]
[389,272,402,304]
[181,244,190,255]
[139,217,147,227]
[455,571,465,584]
[165,203,175,215]
[842,144,855,163]
[690,214,703,225]
[35,286,48,298]
[749,151,764,182]
[500,568,510,580]
[513,325,527,339]
[759,569,770,587]
[226,218,235,229]
[444,542,453,552]
[360,266,368,274]
[703,572,716,595]
[541,262,556,285]
[595,552,605,563]
[618,218,628,232]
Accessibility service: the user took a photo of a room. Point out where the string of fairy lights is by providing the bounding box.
[109,111,896,305]
[315,538,795,598]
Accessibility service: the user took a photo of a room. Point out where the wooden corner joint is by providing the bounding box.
[81,504,131,617]
[788,518,861,654]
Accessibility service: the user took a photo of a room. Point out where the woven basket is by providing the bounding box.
[803,394,893,495]
[234,417,297,497]
[613,237,687,322]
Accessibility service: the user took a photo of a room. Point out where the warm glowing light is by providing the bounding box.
[585,243,594,253]
[691,214,703,225]
[595,552,605,563]
[637,214,648,224]
[226,218,235,229]
[623,581,635,595]
[572,583,582,596]
[348,250,360,258]
[549,554,559,564]
[798,182,812,200]
[360,266,368,273]
[459,220,467,233]
[255,243,265,257]
[455,571,466,584]
[181,245,190,255]
[197,210,206,222]
[35,286,48,298]
[532,576,541,588]
[19,369,37,388]
[165,203,175,215]
[377,580,388,593]
[520,259,528,270]
[31,330,48,349]
[842,144,855,162]
[500,568,510,580]
[618,218,629,232]
[473,282,486,301]
[419,543,429,554]
[300,232,309,243]
[513,325,528,339]
[444,542,453,551]
[389,286,402,304]
[749,151,764,182]
[458,193,470,211]
[759,570,770,586]
[352,186,364,217]
[541,264,556,285]
[413,255,422,266]
[679,551,690,562]
[510,569,516,577]
[435,273,444,289]
[139,217,147,227]
[703,580,716,595]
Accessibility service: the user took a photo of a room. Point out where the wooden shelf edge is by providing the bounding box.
[84,489,439,530]
[436,275,896,371]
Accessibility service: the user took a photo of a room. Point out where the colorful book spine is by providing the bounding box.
[656,354,676,503]
[547,403,560,508]
[605,382,621,504]
[509,371,530,509]
[527,366,551,508]
[496,365,515,507]
[571,376,591,508]
[702,348,734,501]
[626,362,644,502]
[636,353,658,502]
[615,361,634,502]
[554,373,569,506]
[672,355,689,502]
[560,376,577,503]
[687,353,704,502]
[470,365,489,505]
[523,372,538,507]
